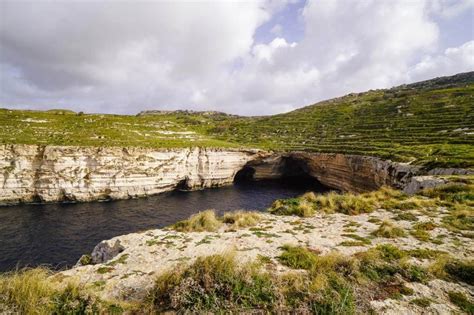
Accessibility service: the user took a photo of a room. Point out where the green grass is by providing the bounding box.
[1,72,473,168]
[277,245,319,269]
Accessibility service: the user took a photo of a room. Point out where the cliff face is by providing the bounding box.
[2,145,470,205]
[0,145,263,205]
[247,152,471,194]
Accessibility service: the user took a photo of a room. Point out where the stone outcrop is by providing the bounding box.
[246,152,419,193]
[0,144,265,205]
[245,152,472,194]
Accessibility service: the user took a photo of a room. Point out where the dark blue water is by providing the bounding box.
[0,179,329,272]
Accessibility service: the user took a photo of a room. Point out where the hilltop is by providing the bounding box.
[0,72,473,168]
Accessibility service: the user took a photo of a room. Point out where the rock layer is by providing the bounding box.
[1,145,472,205]
[246,152,472,193]
[0,145,264,205]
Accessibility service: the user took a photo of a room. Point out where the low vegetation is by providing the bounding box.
[269,181,473,223]
[371,221,406,238]
[0,268,123,314]
[145,244,473,313]
[170,209,261,232]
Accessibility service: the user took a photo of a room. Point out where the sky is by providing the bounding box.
[0,0,473,116]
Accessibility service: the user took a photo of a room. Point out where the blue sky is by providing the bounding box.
[0,0,473,115]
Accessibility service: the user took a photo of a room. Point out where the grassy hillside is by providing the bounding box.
[0,72,473,168]
[0,109,238,148]
[208,72,474,168]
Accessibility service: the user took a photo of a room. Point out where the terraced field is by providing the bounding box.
[209,72,474,168]
[1,72,473,168]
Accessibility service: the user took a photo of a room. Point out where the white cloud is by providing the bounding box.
[0,0,473,115]
[409,41,474,80]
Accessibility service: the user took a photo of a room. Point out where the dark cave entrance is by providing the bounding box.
[233,156,330,192]
[175,178,189,191]
[234,166,256,182]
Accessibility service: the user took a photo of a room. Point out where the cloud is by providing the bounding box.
[409,41,474,80]
[0,0,473,115]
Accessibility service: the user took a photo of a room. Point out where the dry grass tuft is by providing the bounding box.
[171,210,223,232]
[222,211,261,228]
[371,221,406,238]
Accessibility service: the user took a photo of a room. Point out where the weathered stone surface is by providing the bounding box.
[403,176,447,195]
[0,145,265,205]
[249,152,421,193]
[91,239,125,264]
[1,145,471,205]
[61,209,473,311]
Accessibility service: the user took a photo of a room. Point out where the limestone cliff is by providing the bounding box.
[1,145,471,205]
[0,145,264,205]
[246,152,472,194]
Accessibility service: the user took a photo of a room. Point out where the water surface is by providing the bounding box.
[0,179,329,272]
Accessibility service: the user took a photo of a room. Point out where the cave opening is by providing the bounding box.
[233,156,330,192]
[234,166,256,182]
[175,178,189,191]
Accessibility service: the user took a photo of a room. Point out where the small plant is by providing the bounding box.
[79,254,92,265]
[96,267,114,274]
[393,212,418,221]
[371,221,406,238]
[107,254,129,266]
[410,298,431,307]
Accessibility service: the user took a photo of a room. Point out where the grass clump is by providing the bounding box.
[222,211,261,228]
[147,253,277,312]
[448,291,474,314]
[339,234,371,246]
[0,268,122,314]
[419,183,474,205]
[410,221,436,242]
[171,210,223,232]
[269,190,378,217]
[269,198,315,217]
[393,212,419,221]
[429,256,474,285]
[442,204,474,232]
[277,245,319,270]
[410,298,431,307]
[371,221,406,238]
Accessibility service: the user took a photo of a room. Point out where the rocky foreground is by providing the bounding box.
[57,184,473,314]
[1,182,473,314]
